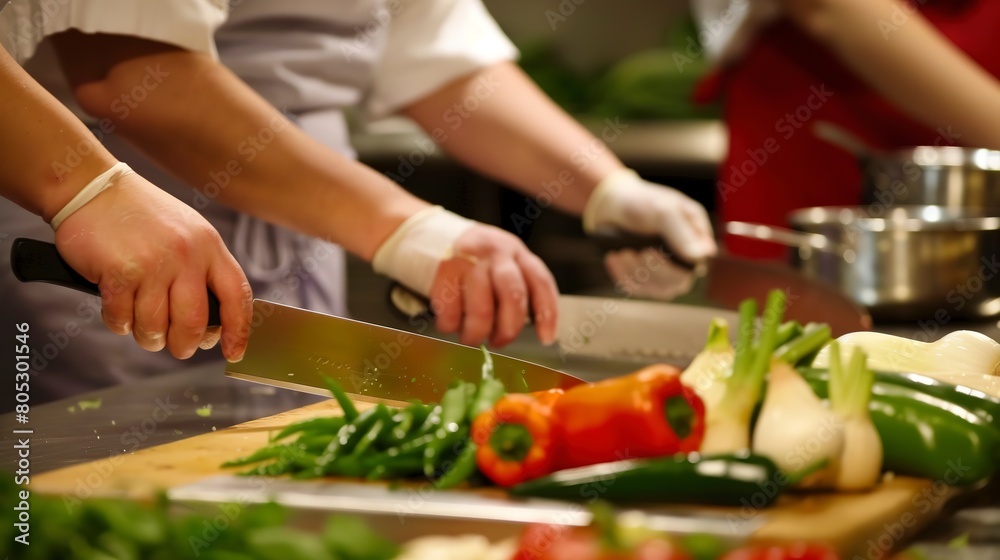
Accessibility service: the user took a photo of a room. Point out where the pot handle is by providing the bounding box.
[812,121,883,159]
[725,221,841,255]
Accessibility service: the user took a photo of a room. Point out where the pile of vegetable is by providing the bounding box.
[0,480,398,560]
[512,509,840,560]
[223,347,504,490]
[226,289,1000,505]
[0,479,838,560]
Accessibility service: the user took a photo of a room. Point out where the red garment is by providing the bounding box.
[713,1,1000,259]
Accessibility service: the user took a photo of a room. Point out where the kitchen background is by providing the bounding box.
[347,0,726,326]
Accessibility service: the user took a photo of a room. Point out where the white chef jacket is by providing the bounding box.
[0,0,518,118]
[0,0,518,403]
[690,0,779,63]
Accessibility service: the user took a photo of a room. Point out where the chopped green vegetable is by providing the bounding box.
[225,349,507,487]
[78,398,103,411]
[947,532,970,549]
[195,404,213,417]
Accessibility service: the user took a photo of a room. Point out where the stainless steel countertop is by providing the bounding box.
[353,117,727,177]
[1,329,998,554]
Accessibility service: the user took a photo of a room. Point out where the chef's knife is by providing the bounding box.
[10,238,583,402]
[228,300,583,402]
[388,283,739,362]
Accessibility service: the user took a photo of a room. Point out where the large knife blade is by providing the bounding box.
[9,239,583,401]
[226,300,584,402]
[389,285,738,363]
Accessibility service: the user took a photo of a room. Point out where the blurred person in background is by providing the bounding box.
[692,0,1000,258]
[0,43,251,367]
[0,0,715,404]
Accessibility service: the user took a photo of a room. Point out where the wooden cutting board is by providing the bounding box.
[31,399,956,558]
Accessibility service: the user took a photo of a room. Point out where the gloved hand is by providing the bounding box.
[373,206,558,348]
[54,166,253,361]
[583,168,717,263]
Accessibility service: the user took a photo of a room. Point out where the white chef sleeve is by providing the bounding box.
[366,0,518,118]
[690,0,779,63]
[0,0,227,63]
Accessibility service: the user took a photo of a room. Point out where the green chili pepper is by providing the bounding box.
[433,443,479,489]
[800,368,1000,485]
[511,452,782,506]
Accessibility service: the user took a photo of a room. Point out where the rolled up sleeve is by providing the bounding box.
[0,0,227,63]
[366,0,518,118]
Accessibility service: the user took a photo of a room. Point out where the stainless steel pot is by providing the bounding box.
[862,147,1000,209]
[813,122,1000,208]
[727,206,1000,321]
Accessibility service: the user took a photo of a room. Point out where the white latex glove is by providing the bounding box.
[54,165,253,361]
[373,206,558,347]
[583,168,718,263]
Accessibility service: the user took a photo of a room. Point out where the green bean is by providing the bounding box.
[270,417,346,442]
[365,456,424,481]
[350,418,386,459]
[433,443,478,489]
[403,405,442,442]
[322,377,358,421]
[423,425,469,478]
[222,444,294,468]
[467,377,505,423]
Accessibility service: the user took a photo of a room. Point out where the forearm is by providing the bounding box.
[0,46,117,222]
[54,35,427,260]
[782,0,1000,148]
[402,62,624,215]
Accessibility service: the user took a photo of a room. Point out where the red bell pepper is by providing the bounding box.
[551,364,705,470]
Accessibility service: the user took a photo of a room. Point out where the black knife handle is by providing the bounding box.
[388,282,435,321]
[388,282,540,325]
[11,238,221,327]
[589,229,697,270]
